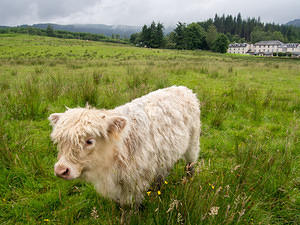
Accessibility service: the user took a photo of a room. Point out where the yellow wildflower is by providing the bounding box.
[164,181,168,184]
[157,190,161,195]
[44,219,49,222]
[147,191,151,196]
[209,183,215,189]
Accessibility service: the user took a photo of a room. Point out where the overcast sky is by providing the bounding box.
[1,0,299,26]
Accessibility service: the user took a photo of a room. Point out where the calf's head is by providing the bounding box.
[49,107,127,180]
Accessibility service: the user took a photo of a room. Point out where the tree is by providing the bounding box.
[164,33,176,49]
[46,25,54,37]
[250,28,265,43]
[185,23,207,50]
[130,33,140,45]
[140,25,150,47]
[206,24,218,50]
[139,22,165,48]
[171,22,188,49]
[169,22,208,50]
[236,13,242,36]
[149,22,157,47]
[155,22,164,48]
[213,34,229,53]
[272,31,285,42]
[250,27,286,43]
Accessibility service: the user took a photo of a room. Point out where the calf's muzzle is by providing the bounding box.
[55,164,70,179]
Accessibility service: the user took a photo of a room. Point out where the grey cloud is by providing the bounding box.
[0,0,299,26]
[0,0,101,25]
[0,0,32,25]
[33,0,100,19]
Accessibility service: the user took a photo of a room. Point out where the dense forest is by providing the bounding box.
[130,21,229,53]
[207,13,300,42]
[130,13,300,52]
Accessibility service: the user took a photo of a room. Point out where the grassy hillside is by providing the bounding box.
[0,34,299,225]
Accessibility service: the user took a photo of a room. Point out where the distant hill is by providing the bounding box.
[286,19,300,27]
[19,23,141,38]
[17,23,175,38]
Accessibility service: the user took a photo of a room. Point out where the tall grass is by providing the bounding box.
[0,34,299,224]
[3,74,48,120]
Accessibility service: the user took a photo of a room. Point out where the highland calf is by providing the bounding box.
[49,86,201,206]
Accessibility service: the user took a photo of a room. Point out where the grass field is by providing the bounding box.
[0,34,299,225]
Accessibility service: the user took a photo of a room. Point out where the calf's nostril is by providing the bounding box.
[55,165,70,178]
[62,168,70,176]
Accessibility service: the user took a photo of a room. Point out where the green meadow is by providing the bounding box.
[0,34,299,224]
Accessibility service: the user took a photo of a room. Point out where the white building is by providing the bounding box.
[280,43,300,53]
[227,43,253,54]
[253,40,283,56]
[228,40,300,57]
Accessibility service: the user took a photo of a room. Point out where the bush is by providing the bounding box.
[278,52,287,57]
[213,34,229,53]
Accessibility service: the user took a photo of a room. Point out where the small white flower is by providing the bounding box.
[91,207,99,219]
[209,206,220,216]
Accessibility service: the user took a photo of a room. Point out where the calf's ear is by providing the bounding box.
[107,116,127,137]
[48,113,63,127]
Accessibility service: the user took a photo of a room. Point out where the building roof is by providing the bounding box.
[286,43,299,48]
[229,43,248,48]
[254,40,283,46]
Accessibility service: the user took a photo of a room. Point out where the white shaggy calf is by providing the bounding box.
[49,86,200,206]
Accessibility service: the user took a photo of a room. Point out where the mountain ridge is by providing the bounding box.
[21,23,142,38]
[15,23,175,38]
[286,19,300,27]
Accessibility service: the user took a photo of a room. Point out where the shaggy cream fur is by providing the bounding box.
[49,86,201,206]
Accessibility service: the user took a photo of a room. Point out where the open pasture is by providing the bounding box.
[0,34,299,224]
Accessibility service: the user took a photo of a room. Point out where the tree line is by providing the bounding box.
[130,21,229,53]
[130,13,300,52]
[200,13,300,43]
[0,25,128,44]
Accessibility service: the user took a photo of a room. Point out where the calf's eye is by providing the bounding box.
[86,139,94,145]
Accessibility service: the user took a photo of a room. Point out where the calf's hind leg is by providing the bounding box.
[184,126,200,177]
